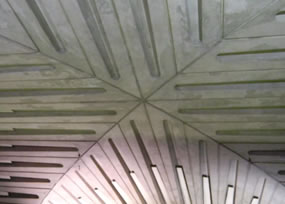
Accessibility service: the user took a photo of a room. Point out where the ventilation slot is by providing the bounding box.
[276,10,285,22]
[108,138,147,204]
[94,188,113,203]
[0,192,39,199]
[0,88,106,97]
[77,0,120,80]
[129,0,160,77]
[217,49,285,61]
[178,106,285,115]
[175,80,285,91]
[251,197,259,204]
[130,120,167,204]
[163,120,188,203]
[278,170,285,175]
[225,185,234,204]
[248,150,285,156]
[0,110,117,117]
[0,145,78,152]
[0,128,95,135]
[0,176,50,183]
[90,154,126,204]
[176,166,192,204]
[216,129,285,136]
[0,65,55,74]
[0,161,63,168]
[26,0,65,53]
[112,180,132,204]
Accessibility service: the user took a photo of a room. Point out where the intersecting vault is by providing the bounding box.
[0,0,285,203]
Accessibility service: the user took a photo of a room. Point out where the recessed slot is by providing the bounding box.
[151,165,171,204]
[175,80,285,91]
[0,110,116,117]
[0,176,50,183]
[178,106,285,115]
[26,0,65,53]
[278,170,285,175]
[0,128,95,135]
[77,0,120,80]
[94,188,113,203]
[217,49,285,61]
[0,161,63,168]
[112,180,132,204]
[176,166,192,204]
[130,120,166,203]
[202,176,212,204]
[248,150,285,156]
[0,88,106,97]
[90,155,126,204]
[276,10,285,22]
[128,0,160,77]
[251,196,259,204]
[0,65,55,74]
[0,145,78,152]
[0,192,39,199]
[225,185,234,204]
[130,171,150,203]
[216,129,285,136]
[108,139,147,204]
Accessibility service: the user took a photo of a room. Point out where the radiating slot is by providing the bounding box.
[75,171,106,204]
[175,80,285,91]
[77,0,120,80]
[197,0,203,41]
[163,120,185,203]
[276,10,285,22]
[0,161,63,168]
[0,65,55,74]
[130,120,166,203]
[225,185,234,204]
[0,192,39,199]
[112,180,132,204]
[0,176,50,183]
[0,110,116,117]
[278,170,285,175]
[129,0,160,77]
[176,166,192,204]
[90,155,126,204]
[199,141,209,176]
[248,150,285,156]
[202,176,212,204]
[108,139,146,204]
[0,88,106,97]
[0,192,8,196]
[251,197,259,204]
[0,128,95,135]
[94,188,113,204]
[216,129,285,136]
[151,165,171,204]
[26,0,65,53]
[0,145,78,152]
[130,171,150,203]
[217,49,285,61]
[178,106,285,115]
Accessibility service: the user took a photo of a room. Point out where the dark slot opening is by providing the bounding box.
[0,176,50,183]
[0,145,78,152]
[0,161,63,168]
[0,192,39,199]
[248,150,285,156]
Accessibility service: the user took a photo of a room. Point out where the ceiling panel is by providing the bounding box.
[1,0,285,203]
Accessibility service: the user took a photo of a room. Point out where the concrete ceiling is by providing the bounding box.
[0,0,285,203]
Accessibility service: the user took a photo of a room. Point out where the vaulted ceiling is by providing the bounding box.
[1,0,285,203]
